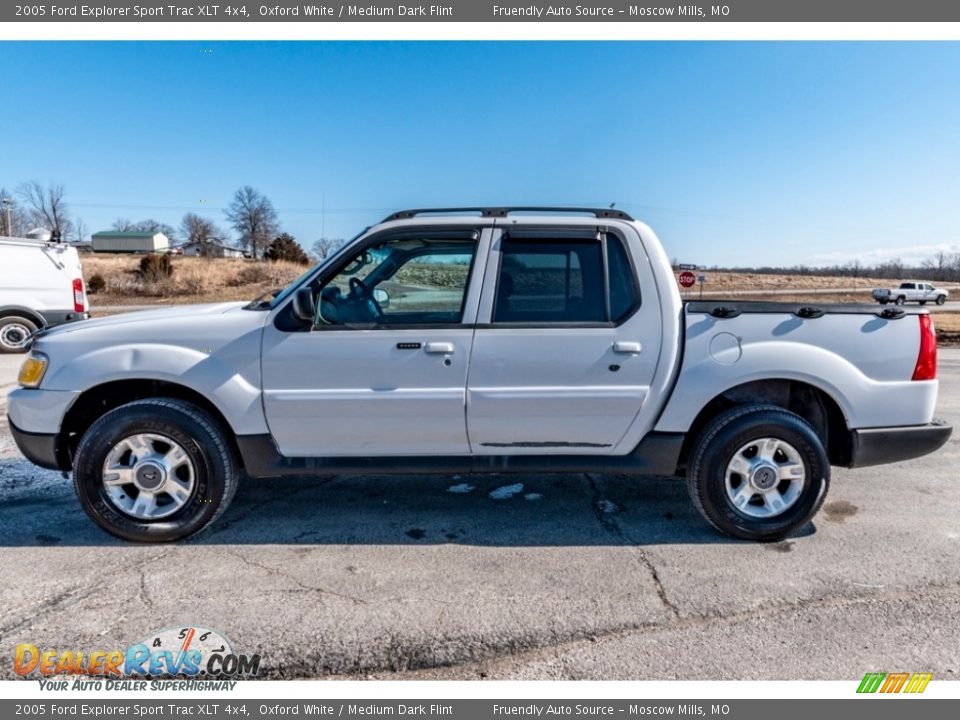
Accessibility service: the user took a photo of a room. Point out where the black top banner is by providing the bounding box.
[6,0,960,22]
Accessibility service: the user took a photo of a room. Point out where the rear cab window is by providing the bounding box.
[493,230,640,325]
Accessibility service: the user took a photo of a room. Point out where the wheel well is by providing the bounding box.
[58,380,241,469]
[677,379,852,470]
[0,307,45,327]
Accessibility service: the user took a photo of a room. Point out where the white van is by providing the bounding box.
[0,236,88,352]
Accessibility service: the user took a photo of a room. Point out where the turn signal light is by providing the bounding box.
[18,353,48,388]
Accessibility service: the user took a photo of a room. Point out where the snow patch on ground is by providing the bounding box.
[447,483,475,494]
[489,483,524,500]
[596,499,619,514]
[523,493,543,501]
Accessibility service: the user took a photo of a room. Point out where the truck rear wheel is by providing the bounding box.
[72,398,239,542]
[895,296,906,305]
[0,315,38,353]
[686,404,829,542]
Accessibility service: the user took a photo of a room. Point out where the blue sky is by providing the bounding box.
[1,41,958,267]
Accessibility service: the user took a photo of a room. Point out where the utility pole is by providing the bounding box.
[1,196,11,237]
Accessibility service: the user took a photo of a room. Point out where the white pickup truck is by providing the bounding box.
[872,281,948,306]
[9,207,952,543]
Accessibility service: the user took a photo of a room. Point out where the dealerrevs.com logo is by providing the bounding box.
[14,626,260,689]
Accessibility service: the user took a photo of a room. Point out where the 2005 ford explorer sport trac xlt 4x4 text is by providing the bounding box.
[8,207,953,543]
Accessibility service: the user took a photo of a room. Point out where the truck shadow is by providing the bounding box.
[0,462,816,547]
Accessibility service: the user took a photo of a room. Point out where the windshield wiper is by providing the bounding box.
[244,288,282,310]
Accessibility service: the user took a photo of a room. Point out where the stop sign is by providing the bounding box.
[678,270,696,288]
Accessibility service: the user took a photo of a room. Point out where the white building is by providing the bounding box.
[179,240,247,259]
[91,231,170,254]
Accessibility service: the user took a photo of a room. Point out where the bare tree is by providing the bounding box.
[0,187,30,237]
[111,217,177,241]
[17,180,71,238]
[312,237,344,261]
[224,186,279,260]
[72,218,88,244]
[180,213,223,245]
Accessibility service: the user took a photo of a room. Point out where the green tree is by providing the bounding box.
[264,233,309,265]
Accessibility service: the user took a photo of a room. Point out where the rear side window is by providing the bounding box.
[493,233,640,325]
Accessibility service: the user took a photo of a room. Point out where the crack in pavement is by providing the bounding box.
[333,577,960,680]
[0,549,176,637]
[223,549,368,605]
[201,478,334,537]
[138,568,151,606]
[584,473,680,618]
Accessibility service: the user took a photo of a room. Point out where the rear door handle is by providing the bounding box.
[424,342,455,354]
[613,341,642,354]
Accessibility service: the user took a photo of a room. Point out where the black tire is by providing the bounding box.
[895,296,906,305]
[919,300,927,306]
[686,404,830,542]
[878,298,888,305]
[937,295,947,305]
[0,315,39,353]
[73,398,239,542]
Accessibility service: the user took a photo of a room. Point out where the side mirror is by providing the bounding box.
[373,288,390,308]
[291,287,316,323]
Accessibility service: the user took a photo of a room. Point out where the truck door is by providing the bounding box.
[261,227,489,457]
[466,225,663,453]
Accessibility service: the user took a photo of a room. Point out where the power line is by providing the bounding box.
[69,201,393,214]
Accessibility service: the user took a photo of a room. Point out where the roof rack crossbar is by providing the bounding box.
[381,206,634,223]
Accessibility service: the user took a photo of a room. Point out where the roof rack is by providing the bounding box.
[381,206,634,223]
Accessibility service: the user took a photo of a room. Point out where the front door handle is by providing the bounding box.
[613,341,642,354]
[424,342,455,354]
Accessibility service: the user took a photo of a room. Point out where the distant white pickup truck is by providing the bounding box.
[872,281,948,306]
[8,207,953,543]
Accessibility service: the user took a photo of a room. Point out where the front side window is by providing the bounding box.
[493,234,639,324]
[316,236,477,327]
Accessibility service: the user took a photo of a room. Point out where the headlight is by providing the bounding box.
[17,352,48,388]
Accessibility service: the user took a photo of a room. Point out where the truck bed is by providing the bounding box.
[653,300,937,433]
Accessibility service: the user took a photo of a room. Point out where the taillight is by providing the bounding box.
[73,278,86,313]
[911,314,937,381]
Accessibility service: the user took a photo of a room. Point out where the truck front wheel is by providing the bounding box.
[686,405,829,542]
[72,398,239,542]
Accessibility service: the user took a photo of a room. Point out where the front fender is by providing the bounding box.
[41,341,268,436]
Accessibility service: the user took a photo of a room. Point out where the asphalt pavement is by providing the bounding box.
[0,352,958,680]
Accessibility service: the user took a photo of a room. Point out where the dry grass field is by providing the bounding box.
[81,255,960,344]
[694,271,889,293]
[83,254,307,305]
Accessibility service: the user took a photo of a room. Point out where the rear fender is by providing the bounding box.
[654,340,937,433]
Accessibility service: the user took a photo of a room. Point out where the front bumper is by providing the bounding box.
[9,419,65,471]
[849,421,953,468]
